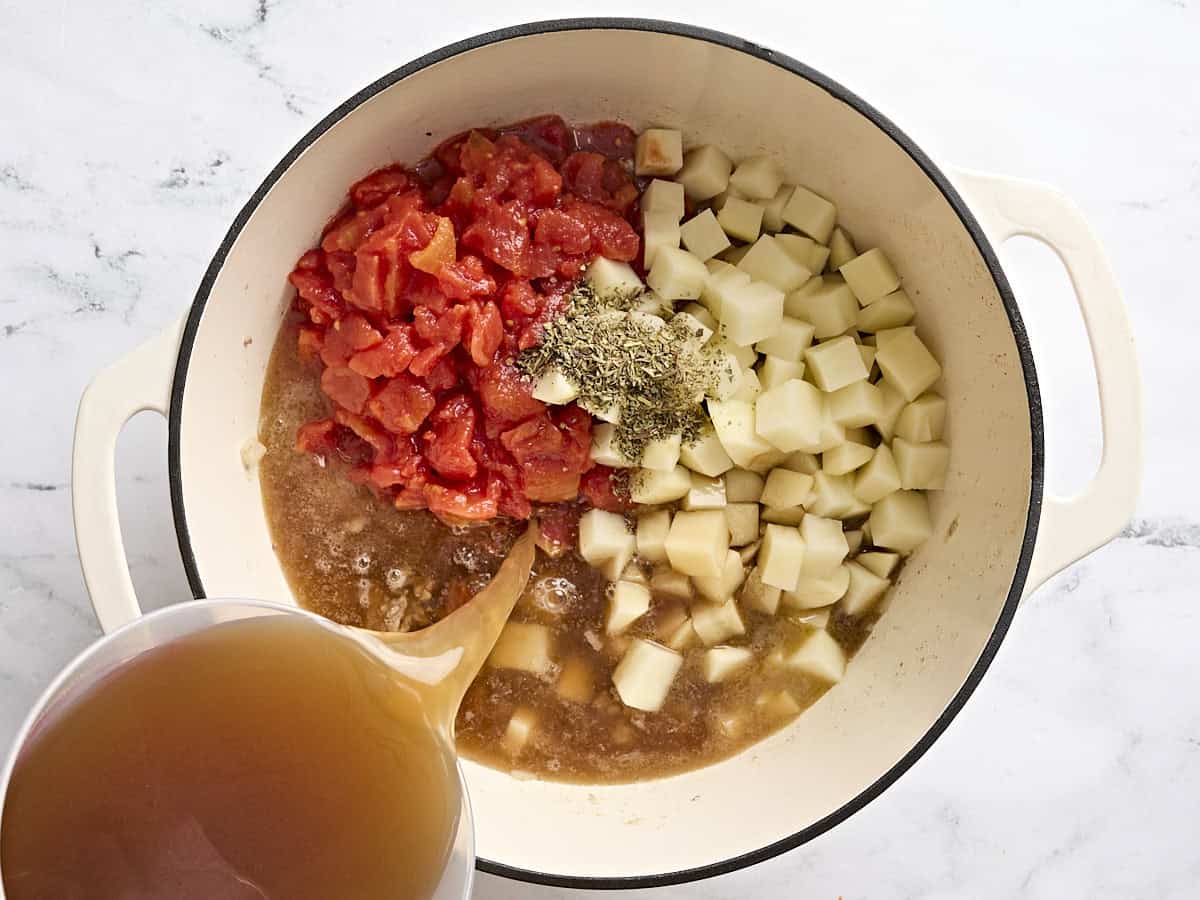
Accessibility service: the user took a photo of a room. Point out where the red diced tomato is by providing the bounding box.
[437,255,496,301]
[295,418,336,454]
[350,165,411,209]
[462,200,530,273]
[533,208,592,256]
[348,326,418,378]
[332,409,394,463]
[409,344,449,377]
[320,366,372,415]
[368,374,436,434]
[297,327,323,362]
[423,394,478,481]
[500,279,540,318]
[463,301,503,367]
[477,363,544,425]
[409,216,457,274]
[422,354,459,392]
[580,466,633,512]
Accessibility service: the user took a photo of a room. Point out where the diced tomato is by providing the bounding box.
[437,255,496,301]
[297,327,323,362]
[321,204,388,254]
[326,250,357,297]
[580,466,633,512]
[477,362,544,425]
[348,325,418,378]
[404,271,450,314]
[409,216,457,274]
[572,121,636,160]
[422,354,459,392]
[423,394,478,481]
[499,408,591,503]
[320,366,372,415]
[409,344,449,377]
[500,279,540,318]
[463,300,503,367]
[295,418,336,454]
[425,481,499,524]
[560,199,639,261]
[533,208,592,256]
[500,115,573,166]
[536,504,581,557]
[350,165,411,209]
[332,409,394,462]
[288,267,342,321]
[368,374,436,434]
[462,200,530,273]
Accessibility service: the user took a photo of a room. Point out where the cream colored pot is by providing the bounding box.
[70,20,1141,889]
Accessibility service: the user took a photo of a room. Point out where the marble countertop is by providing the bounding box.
[1,1,1196,897]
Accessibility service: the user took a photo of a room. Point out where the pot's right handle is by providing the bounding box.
[72,318,185,633]
[952,170,1142,597]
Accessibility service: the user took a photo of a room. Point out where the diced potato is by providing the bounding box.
[679,429,735,477]
[893,438,950,490]
[761,506,806,526]
[586,257,643,295]
[725,468,764,503]
[591,422,635,468]
[502,706,537,756]
[800,514,849,577]
[718,197,764,243]
[703,349,746,402]
[869,490,933,553]
[857,551,900,578]
[808,400,848,454]
[874,325,916,347]
[894,393,947,443]
[709,334,758,370]
[742,446,790,474]
[758,355,806,389]
[702,646,755,683]
[580,396,622,424]
[613,639,683,711]
[755,689,802,719]
[666,618,698,651]
[718,279,786,347]
[691,598,746,645]
[631,465,692,504]
[693,549,746,603]
[664,509,730,578]
[839,248,901,306]
[680,208,732,262]
[636,509,671,563]
[729,155,783,200]
[635,128,684,176]
[844,426,872,444]
[761,468,815,508]
[654,603,689,640]
[489,622,554,674]
[725,502,761,547]
[708,399,776,468]
[606,580,652,635]
[845,529,864,554]
[651,567,693,600]
[781,450,820,474]
[761,184,793,233]
[786,606,831,629]
[579,509,634,568]
[822,441,874,476]
[532,367,579,405]
[719,244,752,265]
[620,561,649,585]
[781,184,837,243]
[738,540,761,564]
[754,316,815,362]
[874,379,908,441]
[710,184,745,211]
[806,336,869,392]
[783,565,850,609]
[699,265,750,317]
[875,330,942,401]
[754,379,823,452]
[739,566,781,615]
[829,380,883,428]
[774,233,829,275]
[859,343,877,373]
[556,657,596,704]
[601,544,637,583]
[828,226,857,270]
[635,292,673,318]
[647,245,708,301]
[759,523,805,591]
[854,444,902,504]
[780,629,846,682]
[856,289,915,332]
[736,235,812,292]
[676,144,733,200]
[671,310,714,352]
[806,471,870,519]
[731,368,763,403]
[840,561,890,615]
[682,472,727,511]
[643,210,681,268]
[784,274,857,341]
[642,178,686,218]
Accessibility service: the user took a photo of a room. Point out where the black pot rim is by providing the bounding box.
[167,16,1044,892]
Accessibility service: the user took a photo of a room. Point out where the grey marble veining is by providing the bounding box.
[1,1,1197,897]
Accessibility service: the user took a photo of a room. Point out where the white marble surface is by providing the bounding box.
[1,0,1197,896]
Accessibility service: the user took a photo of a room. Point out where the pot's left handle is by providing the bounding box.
[72,318,185,633]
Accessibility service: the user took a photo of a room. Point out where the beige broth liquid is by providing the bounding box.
[0,617,460,900]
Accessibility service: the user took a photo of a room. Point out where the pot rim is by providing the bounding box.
[166,17,1044,890]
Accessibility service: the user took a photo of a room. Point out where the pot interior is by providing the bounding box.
[171,23,1036,885]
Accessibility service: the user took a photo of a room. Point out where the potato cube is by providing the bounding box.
[854,444,902,504]
[679,429,735,477]
[591,422,635,468]
[783,565,850,609]
[630,465,691,505]
[895,393,947,443]
[736,235,812,292]
[785,277,858,340]
[725,468,764,503]
[875,325,916,347]
[780,629,846,682]
[774,233,829,274]
[703,349,747,402]
[729,155,783,200]
[709,333,758,370]
[703,646,755,683]
[754,316,815,362]
[642,177,685,218]
[664,509,729,578]
[638,433,681,472]
[651,567,693,600]
[761,468,814,508]
[829,379,882,428]
[693,549,746,603]
[876,331,942,401]
[858,551,901,578]
[731,368,763,403]
[787,607,831,629]
[725,502,760,546]
[710,184,745,211]
[839,248,901,306]
[579,509,634,568]
[807,471,869,519]
[874,379,908,441]
[680,208,732,262]
[613,639,683,711]
[678,303,716,334]
[845,529,864,554]
[671,311,714,353]
[762,506,805,526]
[636,509,672,563]
[635,129,683,176]
[755,689,802,719]
[893,438,950,490]
[760,523,805,590]
[691,598,746,645]
[828,226,856,270]
[682,472,727,511]
[707,399,775,469]
[781,184,837,243]
[699,265,751,317]
[761,184,793,233]
[676,144,732,200]
[647,245,708,301]
[869,490,933,553]
[758,355,806,389]
[607,580,652,635]
[586,257,643,295]
[738,538,760,562]
[502,706,537,756]
[718,197,764,243]
[859,343,877,373]
[643,210,681,269]
[601,542,637,583]
[822,441,874,476]
[743,446,790,474]
[781,450,820,474]
[856,289,915,332]
[556,657,596,704]
[840,561,890,616]
[754,379,823,452]
[806,336,869,392]
[718,280,785,347]
[666,618,698,651]
[720,244,752,265]
[489,622,553,674]
[808,399,849,454]
[739,566,781,615]
[800,514,849,577]
[532,367,579,405]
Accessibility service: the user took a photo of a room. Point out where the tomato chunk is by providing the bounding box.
[368,375,436,434]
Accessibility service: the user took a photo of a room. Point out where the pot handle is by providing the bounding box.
[72,318,185,633]
[952,170,1142,596]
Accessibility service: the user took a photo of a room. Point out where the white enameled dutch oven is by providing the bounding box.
[70,19,1142,890]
